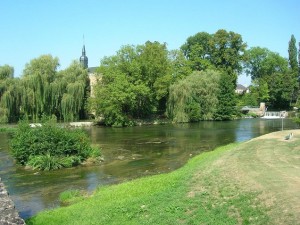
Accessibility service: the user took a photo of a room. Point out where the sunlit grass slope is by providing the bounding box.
[27,130,300,225]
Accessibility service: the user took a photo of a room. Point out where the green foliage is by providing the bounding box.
[214,73,237,120]
[167,70,220,122]
[267,71,296,109]
[288,35,299,105]
[237,92,258,108]
[0,64,14,79]
[244,47,296,109]
[210,29,247,78]
[181,31,213,71]
[0,70,22,122]
[249,78,270,103]
[10,119,101,170]
[244,47,289,80]
[0,57,90,123]
[181,29,247,84]
[90,41,190,126]
[288,35,298,74]
[0,125,16,133]
[27,154,63,171]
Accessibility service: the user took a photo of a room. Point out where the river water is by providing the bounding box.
[0,118,298,219]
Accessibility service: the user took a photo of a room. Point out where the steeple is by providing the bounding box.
[80,41,88,69]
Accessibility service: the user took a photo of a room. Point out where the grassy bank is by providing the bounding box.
[26,130,300,225]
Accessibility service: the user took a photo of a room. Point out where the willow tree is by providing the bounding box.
[59,61,90,121]
[0,65,20,122]
[0,78,22,123]
[167,70,220,123]
[20,55,60,121]
[18,56,90,122]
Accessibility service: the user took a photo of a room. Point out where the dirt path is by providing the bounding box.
[189,130,300,224]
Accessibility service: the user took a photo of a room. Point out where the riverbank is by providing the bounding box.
[0,178,25,225]
[26,129,300,225]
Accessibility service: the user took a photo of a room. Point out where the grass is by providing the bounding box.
[59,190,87,206]
[26,130,300,225]
[0,125,16,133]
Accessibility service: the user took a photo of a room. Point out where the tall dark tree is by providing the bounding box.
[214,72,237,120]
[288,35,299,104]
[288,35,298,73]
[299,42,300,78]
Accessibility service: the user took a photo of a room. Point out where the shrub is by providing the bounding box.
[10,119,101,170]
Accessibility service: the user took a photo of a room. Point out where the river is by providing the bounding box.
[0,118,298,219]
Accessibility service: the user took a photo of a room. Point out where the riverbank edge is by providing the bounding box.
[19,129,300,224]
[0,177,26,225]
[26,142,241,224]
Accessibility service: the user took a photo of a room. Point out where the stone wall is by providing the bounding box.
[0,177,25,225]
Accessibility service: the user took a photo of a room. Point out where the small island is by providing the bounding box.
[10,118,101,171]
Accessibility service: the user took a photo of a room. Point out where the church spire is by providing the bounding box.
[82,45,86,56]
[80,36,88,69]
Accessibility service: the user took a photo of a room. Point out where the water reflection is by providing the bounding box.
[0,119,298,219]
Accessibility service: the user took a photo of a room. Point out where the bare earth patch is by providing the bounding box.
[188,129,300,225]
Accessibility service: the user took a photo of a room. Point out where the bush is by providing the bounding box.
[10,119,101,170]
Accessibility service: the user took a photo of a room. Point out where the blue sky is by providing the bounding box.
[1,0,300,85]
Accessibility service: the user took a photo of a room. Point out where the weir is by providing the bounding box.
[0,177,25,224]
[261,111,287,119]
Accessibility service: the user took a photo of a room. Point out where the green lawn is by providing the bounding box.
[26,130,300,225]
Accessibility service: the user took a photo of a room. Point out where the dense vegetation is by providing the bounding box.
[1,29,300,126]
[167,70,221,122]
[10,118,101,170]
[0,57,90,123]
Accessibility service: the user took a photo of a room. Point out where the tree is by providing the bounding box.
[214,72,237,120]
[138,41,172,113]
[250,79,270,103]
[59,61,90,121]
[288,35,298,74]
[181,32,213,71]
[91,41,180,126]
[0,64,14,79]
[0,77,22,123]
[21,55,60,120]
[244,47,289,79]
[168,49,192,82]
[167,70,220,123]
[238,78,270,108]
[299,42,300,77]
[288,35,299,104]
[244,47,296,108]
[181,29,247,85]
[267,71,296,109]
[210,29,247,83]
[0,56,91,123]
[244,47,270,80]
